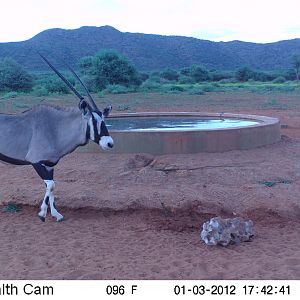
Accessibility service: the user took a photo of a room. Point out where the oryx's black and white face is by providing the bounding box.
[89,106,114,151]
[79,100,114,150]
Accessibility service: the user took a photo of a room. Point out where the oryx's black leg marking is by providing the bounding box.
[32,163,54,180]
[32,163,64,222]
[38,196,49,222]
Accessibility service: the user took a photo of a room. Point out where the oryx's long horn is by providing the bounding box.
[38,52,84,101]
[65,64,98,111]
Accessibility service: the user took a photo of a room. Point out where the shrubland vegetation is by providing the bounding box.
[79,50,141,91]
[0,58,33,92]
[1,49,300,99]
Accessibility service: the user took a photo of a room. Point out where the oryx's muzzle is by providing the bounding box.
[99,136,114,150]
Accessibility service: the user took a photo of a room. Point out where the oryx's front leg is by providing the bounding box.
[46,180,64,222]
[33,163,64,222]
[38,181,50,222]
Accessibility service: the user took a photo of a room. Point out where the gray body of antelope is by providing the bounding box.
[0,55,114,222]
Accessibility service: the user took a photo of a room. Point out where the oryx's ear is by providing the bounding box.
[78,99,90,115]
[103,105,112,118]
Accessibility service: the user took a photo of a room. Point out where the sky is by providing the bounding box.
[1,0,300,43]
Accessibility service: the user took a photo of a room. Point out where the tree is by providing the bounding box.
[160,68,179,81]
[79,50,141,91]
[189,65,210,82]
[180,67,191,76]
[252,71,269,82]
[235,66,253,82]
[291,54,300,81]
[39,74,70,94]
[210,70,233,81]
[0,58,33,91]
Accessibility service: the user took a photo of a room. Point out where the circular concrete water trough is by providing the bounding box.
[79,112,281,154]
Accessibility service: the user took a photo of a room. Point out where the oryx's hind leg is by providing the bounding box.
[32,163,64,222]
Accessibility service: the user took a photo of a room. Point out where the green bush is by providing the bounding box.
[235,66,254,82]
[210,70,234,81]
[218,78,238,84]
[249,83,296,93]
[162,85,185,93]
[80,50,141,91]
[0,58,33,91]
[74,74,97,93]
[284,69,296,81]
[291,54,300,81]
[105,84,135,94]
[272,76,286,83]
[140,79,161,91]
[178,75,195,84]
[190,65,211,82]
[248,79,256,83]
[1,91,18,99]
[201,83,219,92]
[188,86,205,95]
[273,85,296,92]
[252,71,269,81]
[31,85,49,97]
[179,67,191,76]
[97,90,105,98]
[160,68,179,81]
[138,72,149,82]
[148,75,161,83]
[37,74,70,94]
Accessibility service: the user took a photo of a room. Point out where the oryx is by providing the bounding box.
[0,54,114,222]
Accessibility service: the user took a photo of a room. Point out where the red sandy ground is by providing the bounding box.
[0,106,300,279]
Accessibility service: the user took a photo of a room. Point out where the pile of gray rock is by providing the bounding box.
[200,217,254,246]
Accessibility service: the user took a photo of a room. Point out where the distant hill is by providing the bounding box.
[0,25,300,71]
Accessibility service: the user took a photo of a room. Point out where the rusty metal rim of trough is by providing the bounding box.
[106,112,279,132]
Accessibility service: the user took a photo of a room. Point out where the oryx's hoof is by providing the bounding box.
[39,216,45,222]
[57,216,65,222]
[53,214,65,222]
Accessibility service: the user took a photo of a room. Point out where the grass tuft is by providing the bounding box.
[2,202,22,213]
